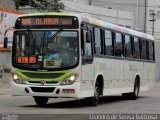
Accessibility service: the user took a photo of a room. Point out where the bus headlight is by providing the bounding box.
[12,74,26,84]
[61,73,79,85]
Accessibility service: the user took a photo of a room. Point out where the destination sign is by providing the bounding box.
[15,16,79,29]
[21,18,72,26]
[17,56,37,64]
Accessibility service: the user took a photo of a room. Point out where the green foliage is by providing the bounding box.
[32,0,65,12]
[4,68,11,73]
[13,0,65,12]
[13,0,30,10]
[1,66,10,73]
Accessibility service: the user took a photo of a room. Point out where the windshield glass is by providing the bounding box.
[12,30,79,70]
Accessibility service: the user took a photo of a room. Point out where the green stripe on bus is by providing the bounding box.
[93,64,96,79]
[15,70,72,82]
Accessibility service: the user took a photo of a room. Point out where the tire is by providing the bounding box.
[130,79,140,100]
[122,78,140,100]
[33,97,48,106]
[87,81,100,106]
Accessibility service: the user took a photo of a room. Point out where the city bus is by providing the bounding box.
[11,13,155,106]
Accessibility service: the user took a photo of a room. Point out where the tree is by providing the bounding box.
[13,0,30,10]
[13,0,65,12]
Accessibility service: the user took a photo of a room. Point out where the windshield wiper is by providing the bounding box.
[27,26,34,42]
[47,29,63,43]
[25,26,35,55]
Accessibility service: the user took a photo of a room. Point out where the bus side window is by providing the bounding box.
[94,27,102,55]
[134,37,140,59]
[104,30,114,56]
[149,41,154,61]
[153,42,155,61]
[125,35,132,58]
[146,41,149,60]
[141,40,147,60]
[139,39,142,59]
[115,33,123,57]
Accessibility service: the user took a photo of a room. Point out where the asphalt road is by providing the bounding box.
[0,82,160,120]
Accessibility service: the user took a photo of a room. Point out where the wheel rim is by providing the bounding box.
[135,84,139,97]
[94,85,100,100]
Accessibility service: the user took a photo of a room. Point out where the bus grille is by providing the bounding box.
[28,81,58,84]
[22,72,65,79]
[31,87,55,93]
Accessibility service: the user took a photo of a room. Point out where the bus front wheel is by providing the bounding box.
[33,96,48,106]
[87,81,100,106]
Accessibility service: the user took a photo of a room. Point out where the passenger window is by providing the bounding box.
[134,37,140,59]
[153,42,155,61]
[104,30,113,56]
[125,35,132,58]
[94,28,102,55]
[149,41,154,61]
[141,40,147,60]
[115,33,123,57]
[146,41,149,60]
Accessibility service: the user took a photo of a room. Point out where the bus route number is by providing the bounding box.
[100,63,106,70]
[46,61,55,66]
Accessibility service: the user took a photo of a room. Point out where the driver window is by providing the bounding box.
[82,28,93,64]
[82,29,92,56]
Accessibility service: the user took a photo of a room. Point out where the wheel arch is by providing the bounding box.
[135,74,140,87]
[96,74,104,96]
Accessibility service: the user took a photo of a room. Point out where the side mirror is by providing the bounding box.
[86,31,92,43]
[4,37,8,48]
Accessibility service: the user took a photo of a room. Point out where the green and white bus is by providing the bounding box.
[11,13,155,106]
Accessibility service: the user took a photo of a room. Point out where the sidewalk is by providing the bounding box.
[0,73,10,95]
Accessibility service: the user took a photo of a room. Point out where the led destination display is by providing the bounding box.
[15,16,78,29]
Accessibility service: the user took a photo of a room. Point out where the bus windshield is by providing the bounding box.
[12,30,79,70]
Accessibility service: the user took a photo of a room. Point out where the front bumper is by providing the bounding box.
[11,80,80,98]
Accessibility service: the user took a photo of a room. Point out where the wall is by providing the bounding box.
[146,0,160,81]
[0,49,11,68]
[146,0,160,37]
[0,0,16,10]
[69,0,146,32]
[0,8,25,48]
[0,11,17,47]
[155,39,160,81]
[0,8,25,69]
[63,0,134,28]
[0,0,16,69]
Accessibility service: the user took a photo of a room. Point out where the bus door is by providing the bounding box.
[80,24,94,97]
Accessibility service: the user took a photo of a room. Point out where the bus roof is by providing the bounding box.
[18,12,154,41]
[81,15,154,41]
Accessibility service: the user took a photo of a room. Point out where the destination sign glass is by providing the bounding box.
[15,16,79,29]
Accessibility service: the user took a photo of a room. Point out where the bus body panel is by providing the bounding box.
[80,64,95,98]
[11,80,81,98]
